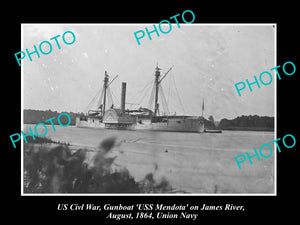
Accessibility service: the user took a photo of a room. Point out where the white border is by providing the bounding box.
[21,23,277,196]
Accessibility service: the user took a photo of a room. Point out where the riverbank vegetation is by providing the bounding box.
[24,137,173,193]
[218,115,274,131]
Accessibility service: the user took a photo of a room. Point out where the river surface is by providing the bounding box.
[23,124,275,194]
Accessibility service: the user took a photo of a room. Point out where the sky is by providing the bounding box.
[22,24,275,120]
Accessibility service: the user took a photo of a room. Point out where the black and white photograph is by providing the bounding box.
[21,24,275,195]
[4,4,298,223]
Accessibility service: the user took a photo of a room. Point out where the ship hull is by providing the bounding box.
[134,116,204,133]
[76,115,204,133]
[76,112,204,133]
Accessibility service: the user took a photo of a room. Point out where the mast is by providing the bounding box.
[102,71,109,116]
[153,64,173,116]
[154,65,161,116]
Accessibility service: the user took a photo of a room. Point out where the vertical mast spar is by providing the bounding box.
[153,65,174,116]
[154,65,161,116]
[101,71,118,117]
[102,71,109,116]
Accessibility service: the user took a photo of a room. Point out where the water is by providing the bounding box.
[23,124,275,194]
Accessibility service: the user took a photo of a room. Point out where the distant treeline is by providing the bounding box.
[24,109,77,125]
[217,115,274,131]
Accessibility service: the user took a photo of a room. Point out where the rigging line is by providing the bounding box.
[113,75,121,100]
[84,88,102,113]
[137,86,151,107]
[140,78,155,94]
[110,87,120,107]
[96,88,104,109]
[172,73,186,115]
[131,78,155,105]
[167,71,171,110]
[133,78,155,110]
[147,83,156,111]
[158,84,169,115]
[106,87,114,106]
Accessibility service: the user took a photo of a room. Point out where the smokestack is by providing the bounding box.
[121,82,126,113]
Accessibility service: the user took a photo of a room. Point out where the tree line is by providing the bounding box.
[24,109,77,125]
[217,115,274,131]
